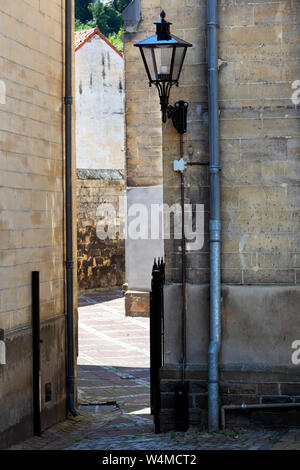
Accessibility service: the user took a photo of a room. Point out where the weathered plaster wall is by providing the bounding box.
[163,284,300,367]
[125,186,164,291]
[0,0,75,447]
[75,34,124,170]
[75,35,125,291]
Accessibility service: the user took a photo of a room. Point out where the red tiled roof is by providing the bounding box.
[75,27,123,58]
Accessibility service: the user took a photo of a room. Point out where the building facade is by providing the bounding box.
[124,0,300,429]
[0,1,76,447]
[123,1,164,317]
[75,29,125,291]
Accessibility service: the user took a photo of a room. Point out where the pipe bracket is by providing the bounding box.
[209,165,221,174]
[64,96,73,105]
[67,376,76,385]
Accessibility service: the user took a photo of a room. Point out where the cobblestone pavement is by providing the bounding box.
[9,291,300,450]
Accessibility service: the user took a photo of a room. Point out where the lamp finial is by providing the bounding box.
[160,10,166,21]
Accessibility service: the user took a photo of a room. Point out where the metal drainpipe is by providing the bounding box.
[65,0,77,417]
[207,0,221,431]
[180,135,187,384]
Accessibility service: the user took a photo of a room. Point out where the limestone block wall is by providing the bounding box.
[218,0,300,285]
[123,0,164,315]
[124,0,300,427]
[123,0,163,188]
[161,0,209,284]
[0,0,75,447]
[162,0,300,313]
[159,0,300,429]
[160,0,300,285]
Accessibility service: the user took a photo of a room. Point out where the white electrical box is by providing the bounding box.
[173,157,187,172]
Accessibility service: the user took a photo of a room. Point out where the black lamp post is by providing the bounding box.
[134,11,192,133]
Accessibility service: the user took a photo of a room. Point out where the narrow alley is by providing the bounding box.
[77,290,152,433]
[9,291,300,451]
[2,0,300,455]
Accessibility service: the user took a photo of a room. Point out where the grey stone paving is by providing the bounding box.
[9,291,300,450]
[65,429,284,450]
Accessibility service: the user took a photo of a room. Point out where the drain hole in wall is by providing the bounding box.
[45,382,52,402]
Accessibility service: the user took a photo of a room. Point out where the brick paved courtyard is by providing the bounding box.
[9,291,300,450]
[76,289,152,437]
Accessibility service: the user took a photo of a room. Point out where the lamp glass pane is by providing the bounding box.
[140,45,188,83]
[141,46,176,82]
[171,46,187,81]
[158,46,174,80]
[141,47,158,81]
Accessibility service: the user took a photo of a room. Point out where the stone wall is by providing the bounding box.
[124,0,300,428]
[218,0,300,285]
[160,0,300,429]
[77,172,125,291]
[123,0,163,188]
[123,0,164,316]
[159,0,300,282]
[162,0,300,285]
[160,366,300,430]
[0,0,75,447]
[0,316,67,448]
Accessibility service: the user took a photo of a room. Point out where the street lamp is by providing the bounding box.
[134,11,192,133]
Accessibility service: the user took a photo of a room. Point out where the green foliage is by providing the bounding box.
[75,18,96,31]
[108,28,124,52]
[75,0,93,23]
[91,0,122,37]
[75,0,131,49]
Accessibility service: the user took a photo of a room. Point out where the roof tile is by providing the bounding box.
[75,28,123,58]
